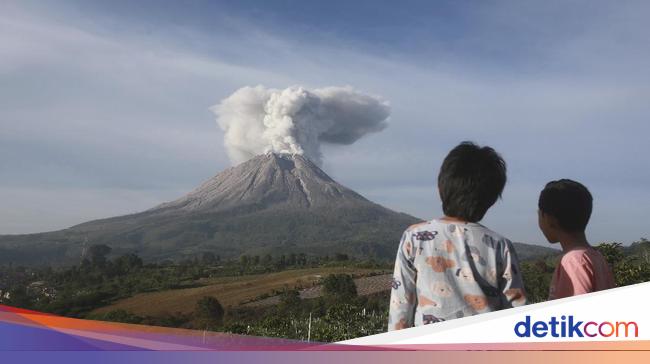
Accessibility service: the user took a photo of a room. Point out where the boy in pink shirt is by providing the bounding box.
[537,179,615,299]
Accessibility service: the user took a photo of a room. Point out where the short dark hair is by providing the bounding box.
[438,141,507,222]
[538,179,593,232]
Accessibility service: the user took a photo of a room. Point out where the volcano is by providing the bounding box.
[153,153,381,213]
[0,153,421,266]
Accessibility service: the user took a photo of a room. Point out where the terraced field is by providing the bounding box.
[244,274,392,307]
[92,267,388,316]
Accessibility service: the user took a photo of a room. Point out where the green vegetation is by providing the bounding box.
[0,244,383,317]
[223,287,389,341]
[194,296,225,330]
[519,239,650,303]
[597,240,650,287]
[520,258,556,303]
[322,274,358,302]
[1,238,648,342]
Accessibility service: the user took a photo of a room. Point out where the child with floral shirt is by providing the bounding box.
[388,142,527,331]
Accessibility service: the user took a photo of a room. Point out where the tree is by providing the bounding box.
[194,296,224,330]
[114,254,143,273]
[595,242,624,266]
[634,238,650,265]
[595,242,650,287]
[279,289,301,310]
[275,255,287,270]
[612,259,650,287]
[298,253,307,266]
[520,259,552,303]
[322,274,357,302]
[201,252,217,266]
[334,253,349,262]
[88,244,112,266]
[101,309,143,324]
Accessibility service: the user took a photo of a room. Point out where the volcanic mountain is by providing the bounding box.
[0,153,560,266]
[0,153,421,266]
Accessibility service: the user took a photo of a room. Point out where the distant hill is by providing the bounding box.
[0,153,559,266]
[512,242,560,261]
[625,238,650,257]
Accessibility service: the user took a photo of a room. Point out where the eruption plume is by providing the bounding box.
[212,85,390,165]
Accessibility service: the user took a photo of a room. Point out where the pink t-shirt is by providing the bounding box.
[549,246,615,300]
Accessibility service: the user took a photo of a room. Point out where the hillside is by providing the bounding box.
[0,153,560,266]
[0,154,418,265]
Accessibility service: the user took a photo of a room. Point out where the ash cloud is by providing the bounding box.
[212,85,390,165]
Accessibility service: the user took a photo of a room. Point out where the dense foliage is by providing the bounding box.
[0,245,375,318]
[596,240,650,287]
[223,289,389,341]
[519,239,650,303]
[322,274,358,302]
[194,296,225,330]
[1,238,648,342]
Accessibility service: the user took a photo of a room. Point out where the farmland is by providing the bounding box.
[244,273,391,307]
[2,240,647,342]
[92,267,389,316]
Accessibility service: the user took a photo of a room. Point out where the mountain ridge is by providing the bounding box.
[0,154,419,265]
[0,153,559,266]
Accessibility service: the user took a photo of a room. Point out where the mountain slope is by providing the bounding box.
[0,153,559,266]
[0,154,419,265]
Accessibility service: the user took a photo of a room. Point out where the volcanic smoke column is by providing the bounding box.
[212,85,391,166]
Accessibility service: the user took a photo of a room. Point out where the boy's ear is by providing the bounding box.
[544,213,560,230]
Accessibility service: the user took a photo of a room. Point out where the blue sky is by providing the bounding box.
[1,0,648,246]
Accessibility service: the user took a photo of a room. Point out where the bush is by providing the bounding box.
[520,259,553,303]
[279,289,301,310]
[98,309,143,324]
[322,274,357,302]
[595,242,650,287]
[194,296,224,330]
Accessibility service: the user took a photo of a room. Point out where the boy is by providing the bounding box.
[388,142,527,331]
[538,179,615,299]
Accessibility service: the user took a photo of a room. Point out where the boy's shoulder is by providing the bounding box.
[403,220,440,241]
[405,220,509,239]
[405,220,432,232]
[475,226,515,253]
[403,220,513,253]
[561,247,606,267]
[405,219,455,235]
[475,225,512,244]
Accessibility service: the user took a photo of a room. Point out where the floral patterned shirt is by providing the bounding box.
[388,219,527,331]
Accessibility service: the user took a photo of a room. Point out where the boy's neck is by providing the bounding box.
[440,216,471,224]
[558,231,591,252]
